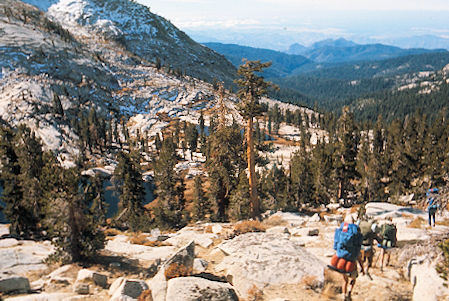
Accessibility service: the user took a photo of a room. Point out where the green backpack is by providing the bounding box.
[359,221,373,244]
[380,223,397,247]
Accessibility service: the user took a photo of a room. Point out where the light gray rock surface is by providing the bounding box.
[165,231,216,249]
[323,214,343,225]
[309,213,321,222]
[105,239,176,262]
[212,224,223,235]
[0,238,19,248]
[269,212,309,227]
[166,277,238,301]
[215,232,325,298]
[410,258,448,301]
[193,258,209,273]
[0,240,53,275]
[6,293,79,300]
[265,226,290,235]
[365,202,426,220]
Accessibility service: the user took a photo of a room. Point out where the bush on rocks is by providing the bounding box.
[164,263,193,280]
[233,220,266,236]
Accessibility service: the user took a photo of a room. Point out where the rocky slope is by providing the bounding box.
[0,0,231,156]
[22,0,236,85]
[2,202,449,300]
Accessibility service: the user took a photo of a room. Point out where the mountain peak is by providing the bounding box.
[311,38,358,49]
[287,43,307,55]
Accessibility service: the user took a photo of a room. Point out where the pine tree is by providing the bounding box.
[199,111,205,136]
[52,93,64,117]
[192,175,210,221]
[15,126,46,236]
[235,59,275,219]
[369,118,386,201]
[0,126,25,236]
[206,124,244,221]
[310,140,332,206]
[334,106,359,202]
[386,119,410,197]
[261,164,291,211]
[185,123,199,159]
[290,147,313,208]
[154,133,162,153]
[356,132,373,203]
[89,174,108,225]
[229,172,251,220]
[113,150,147,231]
[46,165,105,263]
[153,136,188,229]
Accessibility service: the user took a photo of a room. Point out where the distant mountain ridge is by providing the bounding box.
[286,38,447,63]
[203,42,314,78]
[204,41,448,79]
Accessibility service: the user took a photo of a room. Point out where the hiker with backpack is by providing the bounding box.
[377,219,397,272]
[330,215,363,300]
[358,220,381,277]
[427,188,439,227]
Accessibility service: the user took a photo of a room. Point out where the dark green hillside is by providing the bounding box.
[271,52,449,113]
[204,42,314,77]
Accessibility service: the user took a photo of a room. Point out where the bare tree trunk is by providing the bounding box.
[247,117,259,219]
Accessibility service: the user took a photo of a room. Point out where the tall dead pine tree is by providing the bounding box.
[235,59,274,219]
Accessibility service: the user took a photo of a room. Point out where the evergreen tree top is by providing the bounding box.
[235,59,277,118]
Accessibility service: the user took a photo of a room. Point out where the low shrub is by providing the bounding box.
[138,289,153,301]
[262,215,287,227]
[246,284,264,301]
[104,228,121,236]
[143,240,170,247]
[302,275,321,291]
[129,233,149,245]
[204,225,213,233]
[164,263,192,280]
[436,239,449,286]
[233,220,266,235]
[408,217,425,229]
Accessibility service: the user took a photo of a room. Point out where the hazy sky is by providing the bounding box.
[137,0,449,48]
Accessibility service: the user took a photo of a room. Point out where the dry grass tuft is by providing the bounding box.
[350,206,359,213]
[138,290,153,301]
[233,220,266,235]
[143,240,170,247]
[408,217,425,229]
[263,215,288,227]
[104,228,121,237]
[164,263,193,280]
[204,225,213,233]
[319,211,332,219]
[436,218,449,226]
[321,269,341,299]
[302,275,321,290]
[129,233,149,245]
[246,284,264,301]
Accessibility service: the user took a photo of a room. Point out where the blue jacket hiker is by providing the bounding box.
[427,188,439,227]
[427,197,438,226]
